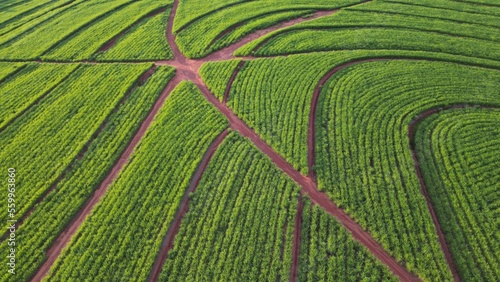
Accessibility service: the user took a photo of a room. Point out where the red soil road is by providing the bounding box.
[407,104,500,282]
[30,73,183,282]
[148,129,230,282]
[290,193,303,282]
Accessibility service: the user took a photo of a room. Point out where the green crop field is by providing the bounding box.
[0,0,498,281]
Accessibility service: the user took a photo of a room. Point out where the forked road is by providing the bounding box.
[31,0,420,281]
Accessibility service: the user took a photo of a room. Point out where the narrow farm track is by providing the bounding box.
[29,72,182,282]
[148,129,230,282]
[290,193,303,282]
[408,105,500,282]
[223,60,245,103]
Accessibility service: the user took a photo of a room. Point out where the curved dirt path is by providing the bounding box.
[148,129,229,282]
[30,73,182,282]
[407,105,500,282]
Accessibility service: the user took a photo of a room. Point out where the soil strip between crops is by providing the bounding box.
[29,73,182,282]
[148,129,229,282]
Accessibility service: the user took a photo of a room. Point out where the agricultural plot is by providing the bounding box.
[299,198,396,281]
[96,10,173,61]
[0,63,151,227]
[315,60,500,280]
[160,133,299,281]
[44,82,229,281]
[0,0,499,281]
[0,65,175,282]
[415,109,500,281]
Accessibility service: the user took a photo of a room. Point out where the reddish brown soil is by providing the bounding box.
[30,74,182,282]
[290,193,303,282]
[97,7,167,53]
[148,129,229,282]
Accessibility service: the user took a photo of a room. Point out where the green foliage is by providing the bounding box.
[96,10,174,61]
[348,1,500,28]
[199,59,242,101]
[45,81,228,281]
[0,63,150,227]
[0,63,78,129]
[219,50,500,174]
[315,60,500,281]
[160,132,299,281]
[299,198,397,282]
[416,109,500,281]
[42,0,171,61]
[174,0,363,58]
[0,0,133,60]
[382,0,500,16]
[0,62,24,82]
[0,65,175,282]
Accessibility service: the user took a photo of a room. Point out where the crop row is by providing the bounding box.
[299,198,396,281]
[174,0,363,58]
[292,9,499,42]
[0,0,134,60]
[382,0,500,16]
[0,0,86,45]
[0,63,150,227]
[41,0,170,61]
[45,82,229,281]
[0,0,70,31]
[160,132,299,281]
[415,109,500,281]
[96,10,173,61]
[0,62,23,83]
[315,60,500,280]
[199,59,242,101]
[349,1,500,28]
[0,63,78,129]
[0,65,175,282]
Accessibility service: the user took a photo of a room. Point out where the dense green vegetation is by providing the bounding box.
[348,1,500,28]
[160,132,299,281]
[42,1,170,61]
[208,51,500,174]
[299,198,396,281]
[416,109,500,281]
[173,0,364,58]
[199,59,242,101]
[0,0,133,59]
[96,10,173,61]
[315,60,500,280]
[45,82,228,281]
[0,63,150,226]
[0,62,24,82]
[0,65,175,282]
[0,63,78,129]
